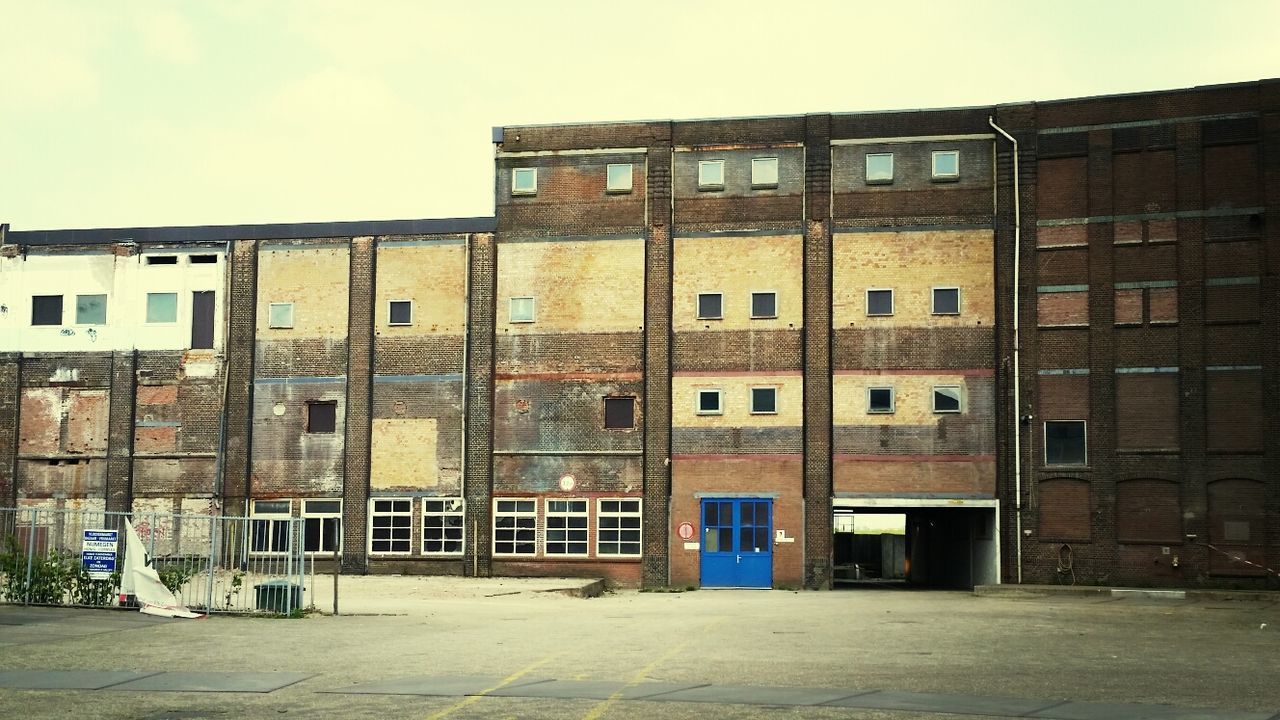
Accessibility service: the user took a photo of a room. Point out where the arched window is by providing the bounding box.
[1038,478,1090,542]
[1207,479,1266,576]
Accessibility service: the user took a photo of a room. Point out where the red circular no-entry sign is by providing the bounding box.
[677,522,695,541]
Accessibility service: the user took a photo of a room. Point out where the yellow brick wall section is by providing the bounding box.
[371,418,439,490]
[832,374,973,425]
[496,239,644,334]
[832,230,993,328]
[673,234,803,331]
[257,246,350,338]
[672,374,803,427]
[375,244,466,335]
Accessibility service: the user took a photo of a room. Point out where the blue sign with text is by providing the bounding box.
[82,529,118,580]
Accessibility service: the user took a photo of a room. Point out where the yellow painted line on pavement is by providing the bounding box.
[580,617,725,720]
[423,652,562,720]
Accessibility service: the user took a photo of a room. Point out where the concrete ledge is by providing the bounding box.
[975,584,1280,603]
[974,584,1108,598]
[541,578,606,598]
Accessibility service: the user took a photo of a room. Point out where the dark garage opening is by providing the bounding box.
[834,502,999,590]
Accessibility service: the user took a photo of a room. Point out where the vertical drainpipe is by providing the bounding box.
[989,117,1022,584]
[213,242,232,512]
[460,232,471,577]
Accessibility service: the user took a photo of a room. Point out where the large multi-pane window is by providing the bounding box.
[302,499,341,554]
[250,500,292,554]
[597,499,641,557]
[369,498,412,554]
[423,498,464,555]
[545,499,589,556]
[494,499,536,555]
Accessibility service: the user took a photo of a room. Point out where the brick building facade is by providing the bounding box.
[1,79,1276,590]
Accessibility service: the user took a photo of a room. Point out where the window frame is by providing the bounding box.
[750,157,779,189]
[388,299,413,326]
[268,302,294,329]
[696,292,723,320]
[512,167,538,196]
[306,401,338,434]
[866,288,894,317]
[697,159,725,190]
[931,150,960,181]
[932,385,963,414]
[368,498,414,555]
[932,286,961,316]
[1044,420,1088,467]
[696,388,723,416]
[509,296,536,323]
[867,386,896,414]
[750,291,778,319]
[603,396,636,430]
[750,386,779,415]
[606,163,633,194]
[250,499,293,555]
[544,498,590,557]
[31,295,64,326]
[301,499,343,555]
[145,292,179,324]
[597,498,642,557]
[493,498,538,556]
[422,497,465,556]
[865,152,894,184]
[74,294,107,325]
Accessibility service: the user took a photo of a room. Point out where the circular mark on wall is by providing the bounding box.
[272,402,286,416]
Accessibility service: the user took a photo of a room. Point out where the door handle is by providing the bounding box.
[736,555,741,563]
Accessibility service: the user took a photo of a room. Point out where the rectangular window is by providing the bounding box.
[697,292,722,320]
[866,289,894,316]
[750,291,777,319]
[189,254,218,264]
[750,157,779,188]
[597,498,641,556]
[74,294,107,325]
[191,291,215,349]
[696,389,723,415]
[932,386,962,413]
[31,295,63,326]
[251,499,292,554]
[867,387,895,414]
[512,167,537,195]
[865,152,894,184]
[267,302,294,329]
[307,401,337,433]
[545,499,589,556]
[388,300,413,326]
[493,499,537,555]
[697,159,725,189]
[146,292,178,323]
[369,498,413,554]
[932,287,961,315]
[750,386,777,414]
[1045,420,1087,466]
[606,163,633,193]
[932,150,960,180]
[422,498,464,555]
[146,255,178,265]
[509,296,535,323]
[604,397,635,429]
[302,499,342,554]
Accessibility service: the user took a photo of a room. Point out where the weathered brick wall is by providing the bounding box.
[220,239,259,512]
[0,356,18,505]
[343,237,374,571]
[464,233,497,577]
[642,132,674,587]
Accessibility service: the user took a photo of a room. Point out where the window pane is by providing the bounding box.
[933,151,959,178]
[31,295,63,326]
[604,397,635,429]
[698,390,721,413]
[308,403,337,433]
[933,288,960,315]
[606,163,633,192]
[866,153,894,182]
[751,157,778,187]
[868,387,894,413]
[389,301,412,325]
[867,289,893,316]
[268,302,293,328]
[512,167,537,194]
[305,500,341,514]
[751,388,777,414]
[75,295,107,324]
[1046,421,1087,465]
[751,292,776,318]
[933,386,961,413]
[697,293,722,319]
[698,160,724,187]
[510,297,534,322]
[146,293,178,323]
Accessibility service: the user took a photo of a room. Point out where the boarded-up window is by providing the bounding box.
[1037,290,1088,327]
[1148,287,1178,324]
[604,397,635,430]
[1204,282,1260,324]
[1037,225,1087,248]
[1116,479,1181,543]
[1114,289,1143,325]
[307,402,337,434]
[1206,370,1263,453]
[1203,144,1259,210]
[1037,157,1088,218]
[1038,478,1091,542]
[1115,373,1179,451]
[1207,479,1266,576]
[1037,375,1089,421]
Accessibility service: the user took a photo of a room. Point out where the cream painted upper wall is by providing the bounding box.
[833,373,978,425]
[257,245,350,338]
[496,239,644,334]
[832,230,993,328]
[673,235,803,331]
[672,374,803,427]
[375,243,466,335]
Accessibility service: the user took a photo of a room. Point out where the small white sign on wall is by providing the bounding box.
[682,542,699,551]
[774,530,794,543]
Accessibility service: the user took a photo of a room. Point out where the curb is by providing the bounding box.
[974,584,1280,602]
[543,578,606,598]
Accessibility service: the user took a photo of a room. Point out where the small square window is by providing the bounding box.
[751,292,777,319]
[698,159,725,189]
[509,296,535,323]
[31,295,63,326]
[512,167,537,195]
[606,163,633,193]
[932,150,960,180]
[604,396,635,430]
[868,387,895,414]
[1045,420,1087,466]
[932,386,962,413]
[932,287,960,315]
[697,293,723,320]
[751,157,779,188]
[388,300,413,326]
[268,302,294,329]
[307,401,337,433]
[146,293,178,323]
[75,294,107,325]
[866,153,894,184]
[750,387,777,414]
[696,389,723,415]
[866,289,894,316]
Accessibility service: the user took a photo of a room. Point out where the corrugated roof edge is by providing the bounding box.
[7,216,497,246]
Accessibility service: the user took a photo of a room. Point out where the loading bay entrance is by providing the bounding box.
[833,498,1000,589]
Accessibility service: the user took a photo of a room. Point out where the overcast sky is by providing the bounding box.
[2,0,1277,231]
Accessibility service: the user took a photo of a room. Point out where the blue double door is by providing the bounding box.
[700,499,772,588]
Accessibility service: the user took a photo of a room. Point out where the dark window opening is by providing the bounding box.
[191,291,215,349]
[1045,420,1087,465]
[867,289,894,316]
[189,254,218,264]
[868,387,894,413]
[389,300,413,325]
[751,292,777,318]
[32,295,62,326]
[146,256,178,265]
[697,293,722,319]
[604,397,636,429]
[751,387,777,414]
[307,402,337,433]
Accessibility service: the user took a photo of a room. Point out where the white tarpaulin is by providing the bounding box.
[122,518,202,619]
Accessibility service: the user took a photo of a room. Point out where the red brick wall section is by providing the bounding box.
[1115,374,1179,451]
[1037,291,1089,326]
[1037,157,1088,218]
[1115,478,1181,543]
[1206,370,1263,453]
[1038,478,1091,542]
[1038,375,1089,420]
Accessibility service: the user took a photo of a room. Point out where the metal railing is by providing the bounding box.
[0,507,306,614]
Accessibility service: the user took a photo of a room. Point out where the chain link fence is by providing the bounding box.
[0,507,306,614]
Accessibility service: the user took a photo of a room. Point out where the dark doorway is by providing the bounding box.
[191,291,215,349]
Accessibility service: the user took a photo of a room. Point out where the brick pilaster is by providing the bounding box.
[220,239,259,516]
[342,237,375,573]
[802,114,832,589]
[464,233,497,577]
[642,130,674,588]
[0,354,18,508]
[104,351,136,513]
